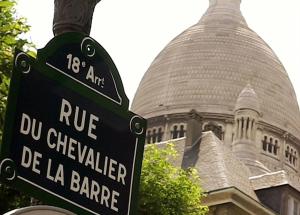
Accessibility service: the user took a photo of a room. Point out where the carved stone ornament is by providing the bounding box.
[53,0,101,36]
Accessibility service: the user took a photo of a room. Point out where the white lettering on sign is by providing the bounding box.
[46,128,127,185]
[21,146,42,174]
[59,98,99,140]
[66,54,80,73]
[86,66,105,88]
[16,93,131,213]
[20,113,42,141]
[46,158,65,186]
[70,170,120,212]
[66,53,105,88]
[88,113,98,140]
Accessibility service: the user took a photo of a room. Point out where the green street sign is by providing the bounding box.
[0,32,146,215]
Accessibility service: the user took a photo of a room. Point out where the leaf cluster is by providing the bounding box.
[138,143,209,215]
[0,0,34,141]
[0,0,33,213]
[0,0,31,75]
[0,184,31,213]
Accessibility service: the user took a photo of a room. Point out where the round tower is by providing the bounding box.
[233,83,260,152]
[232,84,270,175]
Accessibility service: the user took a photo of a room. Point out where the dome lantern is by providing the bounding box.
[202,0,246,25]
[209,0,241,8]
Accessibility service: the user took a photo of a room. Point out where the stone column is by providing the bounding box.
[53,0,101,36]
[185,110,202,147]
[163,115,171,141]
[224,120,233,146]
[287,196,294,215]
[238,117,242,139]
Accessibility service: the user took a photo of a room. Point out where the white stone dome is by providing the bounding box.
[131,0,300,137]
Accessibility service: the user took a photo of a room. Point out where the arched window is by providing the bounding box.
[284,144,298,167]
[171,124,185,139]
[262,136,267,151]
[289,149,294,163]
[146,130,151,144]
[293,151,297,165]
[262,136,280,156]
[152,129,157,143]
[172,125,178,139]
[268,138,273,153]
[204,122,223,140]
[274,140,278,155]
[157,128,163,142]
[146,127,164,144]
[286,146,290,158]
[179,125,185,138]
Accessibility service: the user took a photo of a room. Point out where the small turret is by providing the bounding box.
[233,84,269,175]
[234,84,260,143]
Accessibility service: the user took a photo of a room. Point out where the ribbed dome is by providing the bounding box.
[235,84,260,113]
[132,0,300,137]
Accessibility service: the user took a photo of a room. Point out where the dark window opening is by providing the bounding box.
[146,127,164,144]
[204,122,223,140]
[262,136,280,156]
[146,130,151,144]
[246,117,250,131]
[286,146,290,158]
[274,140,278,155]
[290,149,294,163]
[179,125,185,138]
[172,125,178,139]
[262,136,267,151]
[152,129,157,143]
[157,128,163,142]
[268,138,273,153]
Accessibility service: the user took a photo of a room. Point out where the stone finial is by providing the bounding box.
[235,84,260,113]
[201,0,246,25]
[53,0,101,36]
[209,0,241,8]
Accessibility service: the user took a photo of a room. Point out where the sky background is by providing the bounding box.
[16,0,300,107]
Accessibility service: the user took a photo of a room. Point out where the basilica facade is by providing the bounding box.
[131,0,300,214]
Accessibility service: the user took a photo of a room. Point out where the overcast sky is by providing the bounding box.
[17,0,300,107]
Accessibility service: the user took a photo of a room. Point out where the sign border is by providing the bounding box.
[0,33,146,215]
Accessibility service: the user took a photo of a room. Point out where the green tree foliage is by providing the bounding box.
[0,184,31,213]
[0,0,33,213]
[138,143,209,215]
[0,0,33,141]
